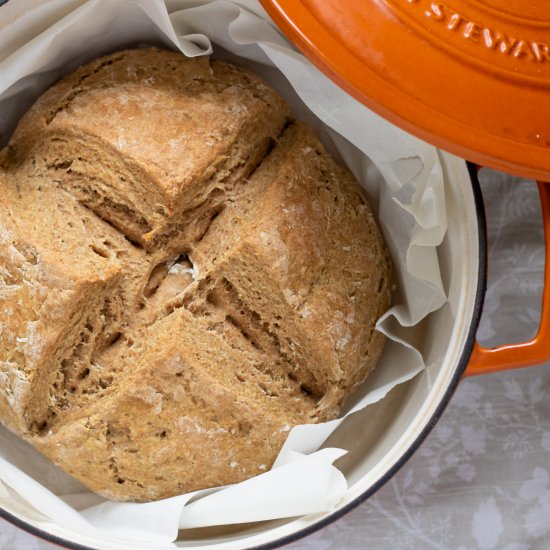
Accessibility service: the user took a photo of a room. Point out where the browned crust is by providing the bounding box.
[0,48,392,501]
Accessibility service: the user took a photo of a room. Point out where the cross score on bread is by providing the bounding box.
[0,48,391,502]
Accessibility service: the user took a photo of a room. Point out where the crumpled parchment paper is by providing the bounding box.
[0,0,448,543]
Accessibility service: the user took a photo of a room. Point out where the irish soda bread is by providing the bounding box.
[0,48,392,501]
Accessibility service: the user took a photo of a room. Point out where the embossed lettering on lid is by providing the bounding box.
[261,0,550,180]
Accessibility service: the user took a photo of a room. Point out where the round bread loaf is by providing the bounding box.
[0,48,392,501]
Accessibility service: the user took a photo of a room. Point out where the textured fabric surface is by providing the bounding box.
[1,173,550,548]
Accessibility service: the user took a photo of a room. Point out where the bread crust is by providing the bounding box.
[0,48,392,501]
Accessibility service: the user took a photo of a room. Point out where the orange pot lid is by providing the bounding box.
[260,0,550,180]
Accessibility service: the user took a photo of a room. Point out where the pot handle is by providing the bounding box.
[464,181,550,377]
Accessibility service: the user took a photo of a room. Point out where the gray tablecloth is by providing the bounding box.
[2,171,550,549]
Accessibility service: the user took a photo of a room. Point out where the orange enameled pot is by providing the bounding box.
[0,1,549,549]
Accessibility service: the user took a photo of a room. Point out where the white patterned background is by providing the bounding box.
[2,171,550,549]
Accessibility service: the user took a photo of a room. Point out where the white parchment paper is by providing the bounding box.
[0,0,448,544]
